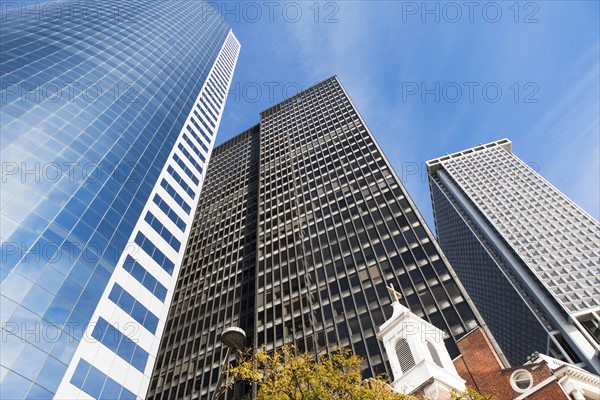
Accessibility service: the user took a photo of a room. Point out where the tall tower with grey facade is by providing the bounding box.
[148,76,502,399]
[427,139,599,373]
[0,2,239,398]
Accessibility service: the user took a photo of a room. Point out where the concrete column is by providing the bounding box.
[570,388,586,400]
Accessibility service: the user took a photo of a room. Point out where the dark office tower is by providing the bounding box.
[427,139,600,373]
[147,126,260,399]
[149,76,500,399]
[1,1,239,399]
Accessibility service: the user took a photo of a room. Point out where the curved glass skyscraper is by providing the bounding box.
[0,1,239,398]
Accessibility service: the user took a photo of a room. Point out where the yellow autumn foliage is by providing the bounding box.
[226,345,418,400]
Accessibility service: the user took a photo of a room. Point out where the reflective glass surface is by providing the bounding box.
[0,1,230,397]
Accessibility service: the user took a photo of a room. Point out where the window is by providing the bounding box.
[510,370,533,392]
[70,359,136,399]
[427,341,443,368]
[160,179,191,214]
[152,194,186,232]
[172,154,199,185]
[108,283,159,333]
[91,317,149,371]
[145,211,181,251]
[135,231,175,274]
[395,337,415,373]
[122,255,168,301]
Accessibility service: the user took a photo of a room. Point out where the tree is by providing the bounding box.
[451,386,497,400]
[225,345,418,400]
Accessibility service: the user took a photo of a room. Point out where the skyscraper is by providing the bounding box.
[148,76,503,399]
[0,2,239,398]
[426,139,599,373]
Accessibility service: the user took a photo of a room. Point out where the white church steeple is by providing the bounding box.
[377,284,466,398]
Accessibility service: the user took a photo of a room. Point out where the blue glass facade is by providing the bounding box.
[0,1,233,398]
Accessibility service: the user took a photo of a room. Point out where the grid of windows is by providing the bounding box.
[145,211,182,251]
[177,143,205,174]
[122,255,168,301]
[70,359,136,400]
[427,140,600,373]
[193,109,215,135]
[148,126,259,400]
[173,154,200,185]
[167,166,196,200]
[160,179,192,214]
[188,122,211,152]
[438,146,599,313]
[183,131,206,155]
[149,76,485,399]
[108,283,159,334]
[152,194,187,232]
[91,317,149,372]
[134,232,175,274]
[0,1,233,397]
[254,77,480,381]
[429,176,549,365]
[200,98,218,121]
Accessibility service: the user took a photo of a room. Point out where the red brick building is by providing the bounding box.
[453,327,599,400]
[377,295,599,400]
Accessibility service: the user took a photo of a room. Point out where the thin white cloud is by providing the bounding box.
[523,40,600,219]
[278,2,600,223]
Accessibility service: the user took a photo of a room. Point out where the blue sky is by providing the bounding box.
[216,1,600,229]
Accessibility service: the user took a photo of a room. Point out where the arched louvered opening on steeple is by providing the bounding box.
[427,341,444,368]
[395,337,416,373]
